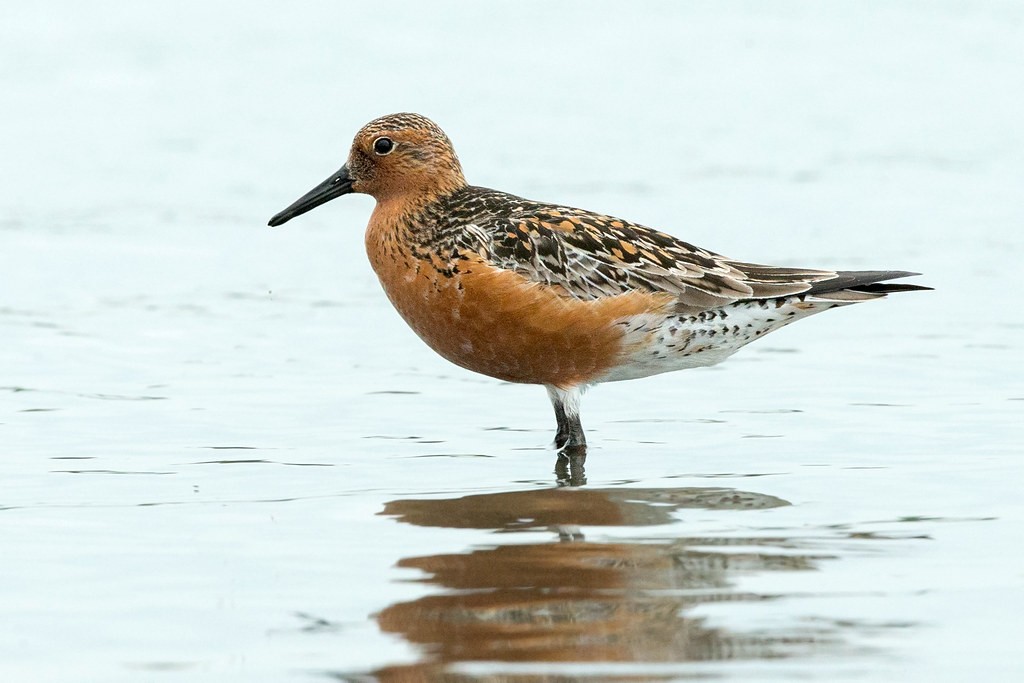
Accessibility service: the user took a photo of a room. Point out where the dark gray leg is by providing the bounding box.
[546,385,586,450]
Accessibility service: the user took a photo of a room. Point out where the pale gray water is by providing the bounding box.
[2,2,1023,681]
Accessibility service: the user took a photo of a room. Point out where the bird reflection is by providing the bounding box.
[554,445,587,486]
[354,484,844,680]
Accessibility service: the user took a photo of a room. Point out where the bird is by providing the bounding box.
[269,113,929,453]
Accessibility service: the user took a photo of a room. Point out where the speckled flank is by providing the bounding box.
[600,295,850,382]
[270,112,930,449]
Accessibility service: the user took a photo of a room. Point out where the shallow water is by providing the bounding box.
[3,1,1024,681]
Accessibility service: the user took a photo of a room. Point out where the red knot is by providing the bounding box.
[269,113,930,453]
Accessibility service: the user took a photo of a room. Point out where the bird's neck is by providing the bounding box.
[369,184,464,239]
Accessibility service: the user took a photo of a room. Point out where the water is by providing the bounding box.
[3,1,1023,681]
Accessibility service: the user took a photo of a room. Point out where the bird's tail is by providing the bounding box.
[804,270,932,303]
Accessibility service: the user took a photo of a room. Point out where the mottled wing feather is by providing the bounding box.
[439,188,840,314]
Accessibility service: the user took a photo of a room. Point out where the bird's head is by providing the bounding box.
[269,113,466,227]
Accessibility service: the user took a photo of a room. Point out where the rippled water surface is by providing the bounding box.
[3,2,1023,681]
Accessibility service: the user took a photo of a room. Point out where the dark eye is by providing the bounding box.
[373,137,395,155]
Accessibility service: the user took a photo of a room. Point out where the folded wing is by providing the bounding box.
[456,193,927,314]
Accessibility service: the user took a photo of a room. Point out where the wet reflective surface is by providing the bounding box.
[374,486,810,675]
[3,1,1024,681]
[351,480,934,681]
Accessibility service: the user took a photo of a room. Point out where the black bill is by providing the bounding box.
[268,163,353,227]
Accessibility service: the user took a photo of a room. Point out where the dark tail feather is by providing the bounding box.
[851,282,934,294]
[807,270,932,296]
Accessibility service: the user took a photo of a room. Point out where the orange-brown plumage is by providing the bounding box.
[269,112,929,453]
[366,212,676,387]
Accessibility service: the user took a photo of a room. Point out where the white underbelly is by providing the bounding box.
[596,296,846,383]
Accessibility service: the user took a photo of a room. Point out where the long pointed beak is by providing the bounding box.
[268,163,354,227]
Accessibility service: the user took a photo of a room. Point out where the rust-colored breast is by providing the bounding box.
[365,216,673,387]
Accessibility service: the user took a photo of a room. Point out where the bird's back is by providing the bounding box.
[423,186,925,309]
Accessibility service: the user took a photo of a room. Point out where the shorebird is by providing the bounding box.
[269,113,929,452]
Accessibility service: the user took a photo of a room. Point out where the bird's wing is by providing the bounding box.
[455,194,840,314]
